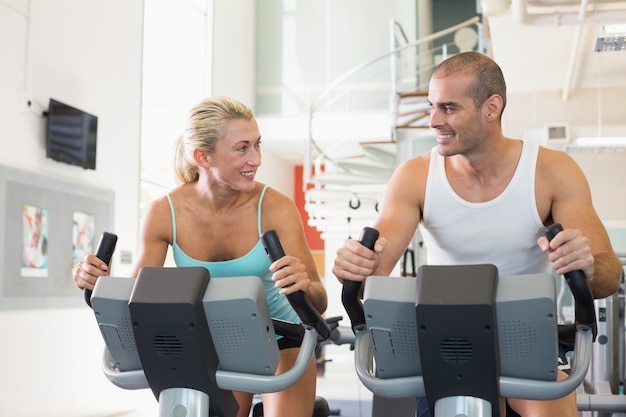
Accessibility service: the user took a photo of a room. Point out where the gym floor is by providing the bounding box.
[250,343,374,417]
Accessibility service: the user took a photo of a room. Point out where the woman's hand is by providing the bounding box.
[74,253,111,291]
[269,255,310,295]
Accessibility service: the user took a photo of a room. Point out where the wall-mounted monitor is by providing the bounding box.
[45,98,98,170]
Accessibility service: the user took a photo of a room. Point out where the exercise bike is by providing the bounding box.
[341,225,596,417]
[87,230,331,417]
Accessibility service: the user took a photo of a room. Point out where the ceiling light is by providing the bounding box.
[605,24,626,33]
[565,137,626,152]
[575,137,626,146]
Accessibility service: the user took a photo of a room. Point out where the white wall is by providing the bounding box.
[503,89,626,224]
[0,0,143,416]
[255,0,417,114]
[0,0,147,415]
[0,1,290,417]
[0,0,144,277]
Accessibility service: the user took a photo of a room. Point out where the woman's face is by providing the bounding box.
[206,118,262,191]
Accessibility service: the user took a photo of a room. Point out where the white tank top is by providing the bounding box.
[418,141,551,275]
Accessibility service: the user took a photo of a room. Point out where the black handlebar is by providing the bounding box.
[341,227,380,331]
[340,224,597,345]
[545,223,598,342]
[85,231,117,308]
[260,230,331,342]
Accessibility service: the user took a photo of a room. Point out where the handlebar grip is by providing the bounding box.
[261,229,286,259]
[545,223,597,341]
[260,230,331,341]
[341,227,379,331]
[85,231,118,308]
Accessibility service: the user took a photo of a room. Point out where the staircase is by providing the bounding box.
[304,17,486,240]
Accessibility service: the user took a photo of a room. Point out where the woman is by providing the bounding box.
[74,96,327,417]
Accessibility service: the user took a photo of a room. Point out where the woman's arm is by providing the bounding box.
[263,189,328,315]
[129,196,172,278]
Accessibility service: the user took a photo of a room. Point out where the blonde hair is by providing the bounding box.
[173,96,254,184]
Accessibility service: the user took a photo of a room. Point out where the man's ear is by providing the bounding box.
[484,94,503,122]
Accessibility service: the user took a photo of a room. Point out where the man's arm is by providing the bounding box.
[590,252,624,298]
[332,153,429,281]
[537,148,622,299]
[372,155,428,276]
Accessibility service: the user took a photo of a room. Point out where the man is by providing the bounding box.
[332,51,622,416]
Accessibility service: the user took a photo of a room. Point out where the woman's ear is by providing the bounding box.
[193,148,210,167]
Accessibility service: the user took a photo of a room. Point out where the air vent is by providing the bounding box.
[153,333,183,357]
[595,33,625,52]
[440,337,473,364]
[209,318,247,355]
[500,320,537,360]
[392,321,420,358]
[117,316,137,350]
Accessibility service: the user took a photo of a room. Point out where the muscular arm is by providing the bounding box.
[373,155,428,276]
[590,252,623,298]
[332,154,428,285]
[537,149,622,299]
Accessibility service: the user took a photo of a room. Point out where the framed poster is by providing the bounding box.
[0,165,114,309]
[21,203,50,277]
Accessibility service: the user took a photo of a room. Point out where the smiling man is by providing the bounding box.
[332,51,622,417]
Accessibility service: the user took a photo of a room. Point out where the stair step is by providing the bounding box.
[306,187,384,202]
[307,85,433,240]
[362,145,396,166]
[398,97,429,106]
[398,90,428,98]
[396,122,430,129]
[358,140,397,149]
[317,142,396,171]
[335,161,394,179]
[309,172,390,187]
[397,109,427,117]
[397,110,430,128]
[397,91,431,128]
[397,100,430,116]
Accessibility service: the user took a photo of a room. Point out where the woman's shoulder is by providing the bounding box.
[257,184,299,225]
[142,194,172,223]
[145,185,188,218]
[256,182,292,204]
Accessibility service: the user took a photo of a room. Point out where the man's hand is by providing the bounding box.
[332,236,387,283]
[537,227,594,281]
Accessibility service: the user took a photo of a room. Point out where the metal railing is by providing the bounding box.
[304,16,484,189]
[303,16,487,239]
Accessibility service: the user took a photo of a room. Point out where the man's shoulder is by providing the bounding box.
[402,150,432,169]
[535,145,584,190]
[536,144,576,166]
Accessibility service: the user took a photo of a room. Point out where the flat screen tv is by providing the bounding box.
[45,98,98,170]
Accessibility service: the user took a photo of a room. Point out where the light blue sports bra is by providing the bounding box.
[166,185,299,326]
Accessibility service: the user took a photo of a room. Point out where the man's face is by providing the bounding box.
[427,73,485,157]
